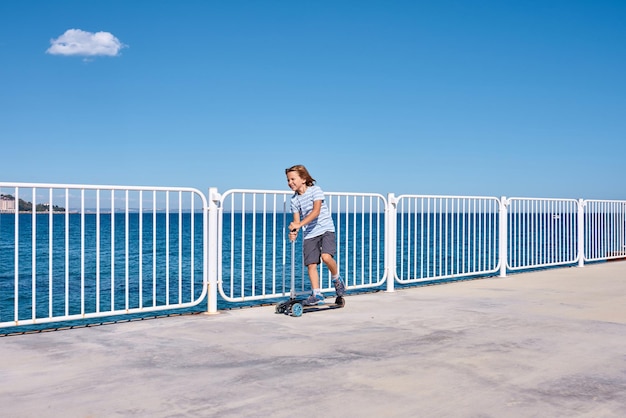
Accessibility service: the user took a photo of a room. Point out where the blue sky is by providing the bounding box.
[1,0,625,199]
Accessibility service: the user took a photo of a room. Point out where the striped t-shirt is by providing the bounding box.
[290,185,335,239]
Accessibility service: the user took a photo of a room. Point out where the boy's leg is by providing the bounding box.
[321,254,345,296]
[303,263,325,306]
[321,253,338,276]
[320,232,346,296]
[307,263,320,289]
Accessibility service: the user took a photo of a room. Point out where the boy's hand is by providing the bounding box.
[288,229,298,242]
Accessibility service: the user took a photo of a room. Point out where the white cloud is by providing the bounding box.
[46,29,127,57]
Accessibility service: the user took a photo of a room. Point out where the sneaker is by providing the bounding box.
[333,276,346,297]
[302,293,325,306]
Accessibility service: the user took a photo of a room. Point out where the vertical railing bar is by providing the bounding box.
[81,189,85,316]
[476,198,480,273]
[542,199,552,265]
[178,191,183,304]
[584,201,589,260]
[166,191,170,305]
[65,190,70,316]
[510,200,515,269]
[230,193,235,299]
[598,202,603,259]
[462,198,466,274]
[367,196,374,284]
[591,202,596,259]
[482,199,487,271]
[469,198,477,273]
[456,198,460,275]
[31,188,36,320]
[190,192,195,301]
[519,199,523,267]
[96,189,101,313]
[569,202,578,260]
[517,199,522,268]
[139,190,143,307]
[262,193,267,296]
[110,189,115,311]
[272,194,277,295]
[377,197,381,281]
[484,199,488,270]
[534,201,545,264]
[551,200,555,264]
[281,197,285,294]
[545,199,554,264]
[405,197,409,279]
[344,195,350,286]
[240,193,246,299]
[408,197,414,279]
[152,190,157,307]
[426,198,431,277]
[352,195,357,287]
[571,200,576,261]
[438,198,442,277]
[48,188,53,318]
[125,190,129,310]
[419,198,424,279]
[551,199,556,264]
[520,200,525,268]
[560,200,564,262]
[444,198,449,276]
[251,193,257,297]
[526,200,546,267]
[339,196,346,287]
[531,199,536,267]
[608,202,619,257]
[399,198,405,280]
[359,196,364,285]
[489,199,493,270]
[135,190,143,305]
[14,187,19,321]
[588,202,597,259]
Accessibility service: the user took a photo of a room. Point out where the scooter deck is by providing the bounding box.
[275,296,345,317]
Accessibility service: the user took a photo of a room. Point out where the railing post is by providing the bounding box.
[578,199,585,267]
[386,193,397,292]
[207,187,220,314]
[499,196,508,277]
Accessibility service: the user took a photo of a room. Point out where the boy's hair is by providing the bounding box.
[285,164,316,187]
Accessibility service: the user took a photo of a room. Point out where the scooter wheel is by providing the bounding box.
[291,302,303,317]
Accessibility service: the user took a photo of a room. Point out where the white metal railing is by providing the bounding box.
[506,198,579,270]
[1,181,625,330]
[583,200,626,262]
[390,194,501,285]
[0,182,208,328]
[216,189,387,303]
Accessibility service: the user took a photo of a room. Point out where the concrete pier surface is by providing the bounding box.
[1,261,625,418]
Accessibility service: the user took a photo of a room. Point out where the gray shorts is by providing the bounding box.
[303,231,336,266]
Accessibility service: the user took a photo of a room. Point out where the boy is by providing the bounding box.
[286,164,346,305]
